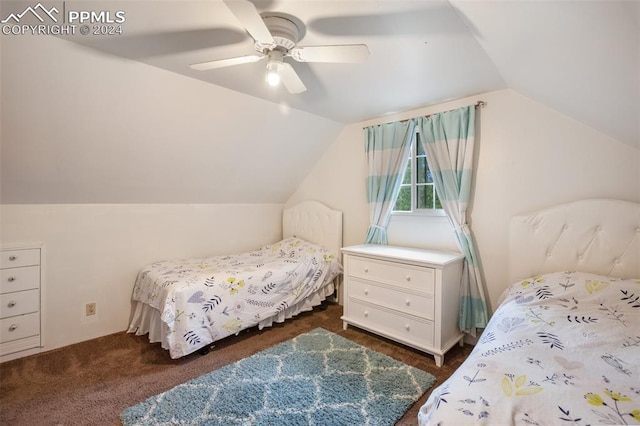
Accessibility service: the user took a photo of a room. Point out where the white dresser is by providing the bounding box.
[1,244,43,358]
[341,244,464,367]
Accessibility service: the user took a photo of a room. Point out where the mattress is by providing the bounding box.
[419,271,640,425]
[128,237,342,358]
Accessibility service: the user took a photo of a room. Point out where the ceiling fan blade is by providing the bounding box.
[190,54,263,71]
[290,44,370,63]
[223,0,275,46]
[279,63,306,94]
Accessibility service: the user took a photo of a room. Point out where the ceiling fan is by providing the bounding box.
[190,0,370,94]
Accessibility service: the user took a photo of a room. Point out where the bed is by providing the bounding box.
[127,201,343,359]
[419,198,640,425]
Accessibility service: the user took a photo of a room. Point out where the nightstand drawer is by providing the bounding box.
[1,249,40,269]
[348,257,434,292]
[0,312,39,343]
[0,289,39,319]
[0,266,40,294]
[348,299,434,347]
[349,279,434,320]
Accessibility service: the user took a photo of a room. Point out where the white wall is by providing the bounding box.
[288,89,640,311]
[0,203,283,359]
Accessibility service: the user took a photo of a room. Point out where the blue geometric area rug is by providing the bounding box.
[121,328,436,425]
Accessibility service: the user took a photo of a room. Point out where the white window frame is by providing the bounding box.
[392,130,445,217]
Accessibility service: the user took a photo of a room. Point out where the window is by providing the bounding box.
[393,132,443,214]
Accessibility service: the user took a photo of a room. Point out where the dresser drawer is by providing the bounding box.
[0,312,39,343]
[349,279,434,320]
[347,299,434,348]
[0,266,40,294]
[0,289,39,319]
[348,256,435,292]
[1,249,40,269]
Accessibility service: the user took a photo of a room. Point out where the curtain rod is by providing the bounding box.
[363,101,486,129]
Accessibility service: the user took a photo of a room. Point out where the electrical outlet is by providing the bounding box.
[86,302,96,316]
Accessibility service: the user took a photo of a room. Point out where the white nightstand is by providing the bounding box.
[341,244,464,367]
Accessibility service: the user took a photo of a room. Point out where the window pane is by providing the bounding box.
[402,160,411,184]
[416,184,434,209]
[417,157,427,183]
[392,133,444,214]
[394,186,412,211]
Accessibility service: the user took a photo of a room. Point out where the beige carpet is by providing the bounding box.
[0,303,472,425]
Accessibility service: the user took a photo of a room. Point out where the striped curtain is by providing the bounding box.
[416,106,488,335]
[364,120,416,244]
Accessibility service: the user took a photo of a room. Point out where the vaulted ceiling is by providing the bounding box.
[66,0,638,149]
[1,0,638,205]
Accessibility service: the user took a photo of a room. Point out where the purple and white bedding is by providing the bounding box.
[128,237,342,358]
[419,271,640,425]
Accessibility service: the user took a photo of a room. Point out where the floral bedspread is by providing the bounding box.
[131,237,342,358]
[419,271,640,425]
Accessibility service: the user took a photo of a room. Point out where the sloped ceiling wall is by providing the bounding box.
[451,0,639,148]
[0,34,343,204]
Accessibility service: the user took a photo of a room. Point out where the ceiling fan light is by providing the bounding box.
[266,69,281,87]
[265,60,282,87]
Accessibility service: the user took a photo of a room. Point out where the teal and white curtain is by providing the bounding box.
[416,106,488,335]
[364,121,416,244]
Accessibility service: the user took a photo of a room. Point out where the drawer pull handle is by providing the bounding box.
[8,255,17,261]
[7,276,16,282]
[363,267,369,273]
[364,289,369,296]
[9,324,18,332]
[7,301,16,308]
[364,310,369,318]
[406,275,411,282]
[405,299,410,306]
[405,324,411,331]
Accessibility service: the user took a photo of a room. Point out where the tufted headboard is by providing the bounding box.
[283,201,343,257]
[508,199,640,282]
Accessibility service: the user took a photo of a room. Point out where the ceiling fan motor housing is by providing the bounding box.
[255,15,300,53]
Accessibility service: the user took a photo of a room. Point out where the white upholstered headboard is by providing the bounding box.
[283,201,343,257]
[509,199,640,282]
